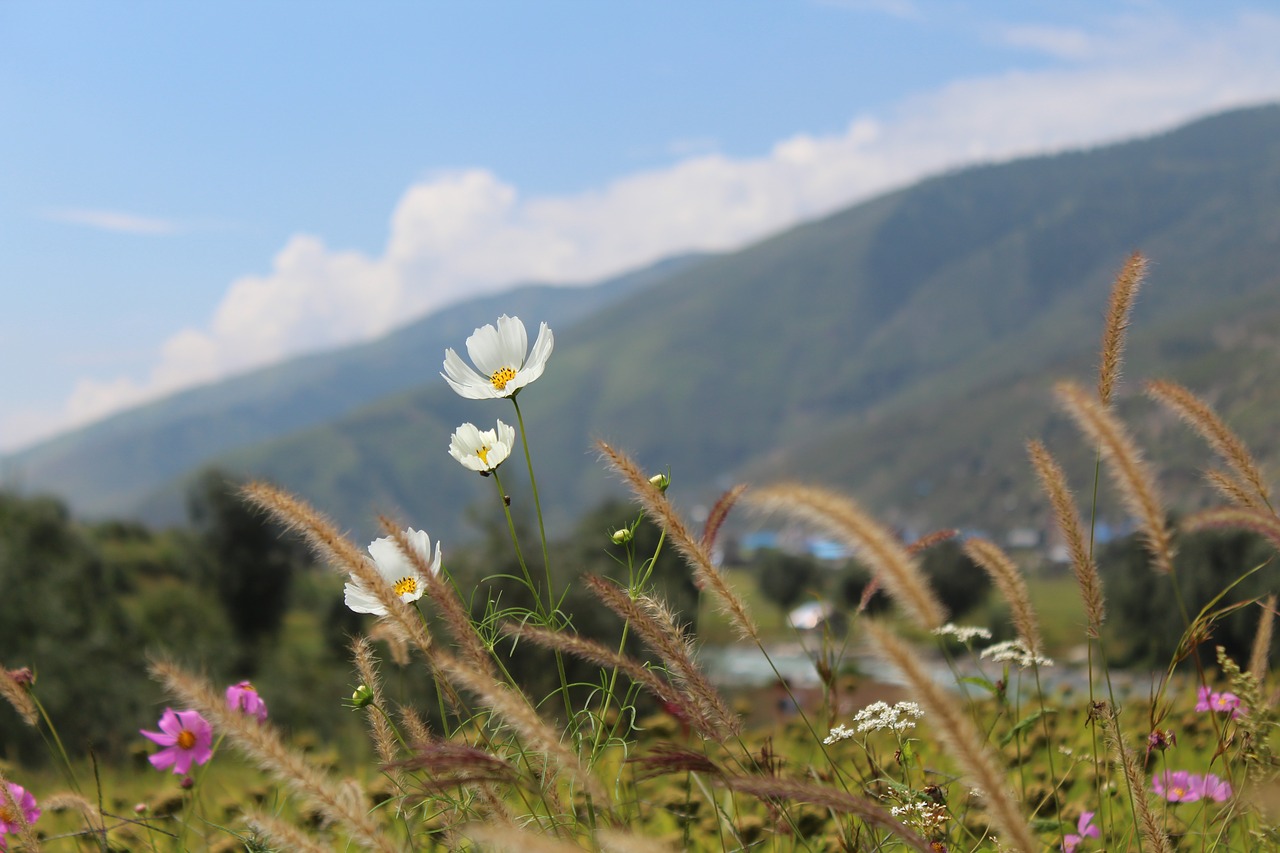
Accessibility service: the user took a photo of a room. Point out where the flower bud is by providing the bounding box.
[649,472,670,492]
[610,528,633,545]
[349,684,375,709]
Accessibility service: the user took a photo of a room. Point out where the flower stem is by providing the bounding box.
[512,397,555,615]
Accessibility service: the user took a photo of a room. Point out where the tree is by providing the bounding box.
[1101,527,1278,666]
[753,549,820,614]
[921,540,989,620]
[187,469,307,672]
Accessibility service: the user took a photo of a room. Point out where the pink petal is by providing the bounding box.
[139,728,174,747]
[148,747,178,771]
[156,708,184,736]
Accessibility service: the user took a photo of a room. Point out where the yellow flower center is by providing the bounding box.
[394,576,418,596]
[476,445,490,465]
[177,730,197,750]
[490,366,517,391]
[0,806,14,823]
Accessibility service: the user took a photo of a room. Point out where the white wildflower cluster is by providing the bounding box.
[822,724,856,745]
[979,639,1054,668]
[889,800,950,835]
[853,700,924,733]
[931,623,993,644]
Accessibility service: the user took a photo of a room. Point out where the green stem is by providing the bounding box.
[505,399,577,743]
[29,691,80,795]
[490,469,545,620]
[512,397,555,613]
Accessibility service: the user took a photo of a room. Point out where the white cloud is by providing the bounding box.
[996,24,1096,60]
[21,9,1280,450]
[43,208,181,235]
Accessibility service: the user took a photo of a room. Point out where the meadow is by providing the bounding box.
[0,252,1277,851]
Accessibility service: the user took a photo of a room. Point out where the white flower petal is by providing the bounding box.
[466,323,508,376]
[486,440,511,468]
[496,419,516,448]
[344,582,386,616]
[495,315,529,367]
[442,348,495,399]
[346,528,439,615]
[443,316,551,400]
[526,322,554,373]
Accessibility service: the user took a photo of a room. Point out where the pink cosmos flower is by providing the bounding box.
[226,681,268,723]
[1063,810,1099,852]
[0,782,40,840]
[1196,686,1245,719]
[1191,773,1233,803]
[140,708,214,775]
[1153,769,1201,803]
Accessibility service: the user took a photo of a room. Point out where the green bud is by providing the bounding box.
[348,684,375,709]
[649,472,670,492]
[610,528,633,545]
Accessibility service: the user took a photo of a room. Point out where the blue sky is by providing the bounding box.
[3,0,1279,452]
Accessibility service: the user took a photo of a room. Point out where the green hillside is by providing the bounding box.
[1,256,699,517]
[171,104,1280,542]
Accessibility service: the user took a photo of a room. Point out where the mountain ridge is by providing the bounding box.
[9,104,1280,540]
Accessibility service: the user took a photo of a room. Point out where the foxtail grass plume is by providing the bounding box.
[1054,380,1175,575]
[1146,379,1272,510]
[963,538,1042,654]
[0,665,37,727]
[1250,595,1276,680]
[463,823,587,853]
[242,482,434,658]
[1182,506,1280,554]
[150,659,399,853]
[700,483,748,553]
[1097,251,1146,407]
[350,636,404,791]
[346,527,440,616]
[596,827,684,853]
[434,651,606,802]
[1028,440,1105,636]
[864,620,1039,852]
[748,483,946,631]
[41,793,105,840]
[243,810,332,853]
[906,528,959,554]
[583,574,738,739]
[717,775,934,852]
[597,440,760,642]
[378,517,495,678]
[499,621,691,733]
[442,315,553,399]
[1101,703,1173,853]
[1203,469,1264,511]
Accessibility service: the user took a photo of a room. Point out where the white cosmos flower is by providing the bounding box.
[344,528,441,616]
[449,420,515,473]
[441,315,554,399]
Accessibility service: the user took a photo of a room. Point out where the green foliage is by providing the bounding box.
[187,468,308,672]
[0,493,149,761]
[1100,527,1279,666]
[920,540,990,620]
[751,549,821,613]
